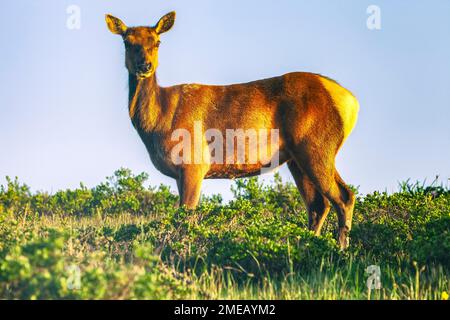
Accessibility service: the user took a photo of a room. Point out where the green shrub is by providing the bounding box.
[151,198,339,276]
[0,170,449,299]
[410,216,450,266]
[0,214,191,299]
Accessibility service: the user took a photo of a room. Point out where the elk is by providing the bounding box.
[105,12,359,249]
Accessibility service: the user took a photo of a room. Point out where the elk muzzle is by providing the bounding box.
[136,63,153,79]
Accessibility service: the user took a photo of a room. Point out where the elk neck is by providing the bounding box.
[128,73,164,133]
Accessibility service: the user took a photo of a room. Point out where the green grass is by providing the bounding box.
[0,169,449,300]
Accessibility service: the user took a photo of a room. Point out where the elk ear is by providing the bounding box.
[105,14,127,35]
[155,11,176,34]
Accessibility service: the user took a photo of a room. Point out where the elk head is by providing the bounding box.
[105,12,176,79]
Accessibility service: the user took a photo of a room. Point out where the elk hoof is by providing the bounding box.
[338,228,350,250]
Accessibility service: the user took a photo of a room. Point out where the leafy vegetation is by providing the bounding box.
[0,169,449,299]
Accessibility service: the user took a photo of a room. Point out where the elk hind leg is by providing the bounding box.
[332,171,355,249]
[287,160,331,236]
[290,148,355,249]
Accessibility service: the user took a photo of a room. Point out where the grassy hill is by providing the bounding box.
[0,169,449,299]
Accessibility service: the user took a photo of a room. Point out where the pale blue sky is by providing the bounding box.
[1,0,449,199]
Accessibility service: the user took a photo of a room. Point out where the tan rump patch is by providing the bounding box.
[319,77,359,140]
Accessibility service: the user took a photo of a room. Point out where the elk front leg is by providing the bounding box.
[176,166,205,209]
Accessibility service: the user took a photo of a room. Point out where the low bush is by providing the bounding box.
[0,169,448,299]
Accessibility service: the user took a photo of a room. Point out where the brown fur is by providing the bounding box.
[106,12,359,249]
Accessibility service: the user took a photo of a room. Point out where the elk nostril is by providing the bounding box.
[138,63,152,72]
